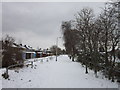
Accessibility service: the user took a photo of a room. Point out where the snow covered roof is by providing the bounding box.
[37,52,43,54]
[24,51,36,54]
[12,44,18,48]
[12,43,19,48]
[19,45,26,49]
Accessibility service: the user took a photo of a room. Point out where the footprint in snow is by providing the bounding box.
[29,80,31,82]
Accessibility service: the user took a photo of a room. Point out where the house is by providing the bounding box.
[22,51,36,59]
[10,43,36,60]
[35,50,43,58]
[21,45,36,60]
[2,40,53,62]
[46,49,52,56]
[42,49,52,57]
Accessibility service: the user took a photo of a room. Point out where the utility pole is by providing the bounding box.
[56,37,58,61]
[56,37,61,61]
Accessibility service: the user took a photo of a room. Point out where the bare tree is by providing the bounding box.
[50,45,62,55]
[2,35,24,67]
[75,8,95,74]
[61,21,79,61]
[2,35,16,67]
[61,3,119,80]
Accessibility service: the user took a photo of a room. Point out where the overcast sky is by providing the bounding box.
[2,2,105,49]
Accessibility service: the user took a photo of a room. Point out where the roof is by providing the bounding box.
[37,52,43,54]
[23,51,36,54]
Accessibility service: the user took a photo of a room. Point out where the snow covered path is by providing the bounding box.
[1,55,118,88]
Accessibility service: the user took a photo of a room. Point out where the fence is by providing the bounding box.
[3,61,34,79]
[3,56,53,79]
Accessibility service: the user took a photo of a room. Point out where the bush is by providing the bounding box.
[2,72,9,79]
[2,50,17,68]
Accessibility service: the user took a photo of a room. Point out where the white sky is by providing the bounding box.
[1,0,109,2]
[1,1,106,49]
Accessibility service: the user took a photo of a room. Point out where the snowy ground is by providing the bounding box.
[0,55,119,88]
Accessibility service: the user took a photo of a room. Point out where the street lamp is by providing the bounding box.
[56,37,61,61]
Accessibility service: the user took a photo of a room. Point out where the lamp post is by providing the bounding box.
[56,37,61,61]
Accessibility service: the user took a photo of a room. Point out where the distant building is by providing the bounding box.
[35,50,43,58]
[9,43,36,60]
[20,44,36,60]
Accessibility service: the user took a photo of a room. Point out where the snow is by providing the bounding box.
[115,57,120,63]
[0,55,119,88]
[110,56,120,63]
[23,51,36,53]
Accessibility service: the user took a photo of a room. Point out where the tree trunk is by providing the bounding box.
[85,65,88,74]
[72,55,74,62]
[95,70,98,78]
[112,45,116,67]
[105,42,108,65]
